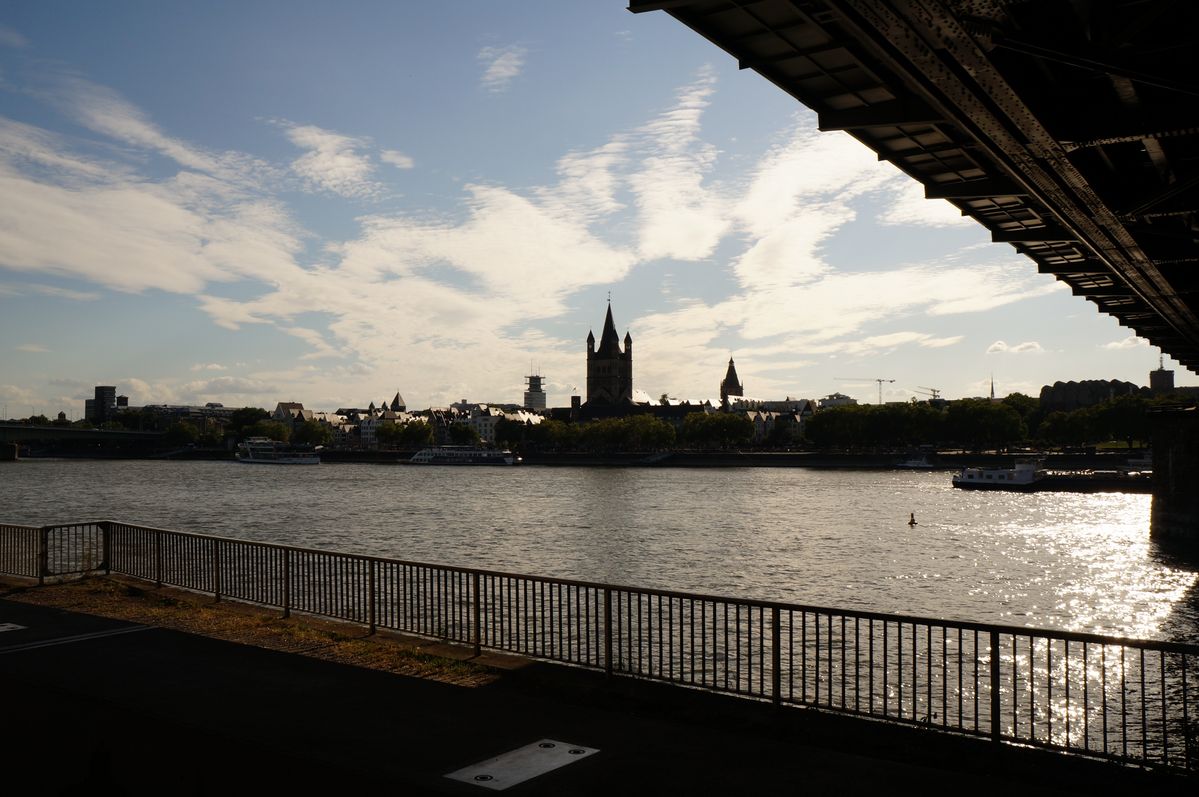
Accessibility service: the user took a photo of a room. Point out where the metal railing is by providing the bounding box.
[2,520,1196,773]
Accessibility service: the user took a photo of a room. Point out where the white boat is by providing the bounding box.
[409,446,520,465]
[236,437,320,465]
[952,459,1044,490]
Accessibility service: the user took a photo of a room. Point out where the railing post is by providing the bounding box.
[771,606,782,705]
[472,571,481,656]
[281,547,291,619]
[101,521,112,575]
[368,559,377,635]
[212,540,222,602]
[990,630,1002,744]
[604,588,613,676]
[155,529,163,588]
[37,525,49,586]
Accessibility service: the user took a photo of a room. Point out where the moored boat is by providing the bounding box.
[952,459,1152,493]
[409,446,520,465]
[236,437,320,465]
[952,459,1044,490]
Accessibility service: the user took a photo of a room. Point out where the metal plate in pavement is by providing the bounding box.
[444,739,599,791]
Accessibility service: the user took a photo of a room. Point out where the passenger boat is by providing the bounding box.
[952,459,1044,490]
[409,446,520,465]
[236,437,320,465]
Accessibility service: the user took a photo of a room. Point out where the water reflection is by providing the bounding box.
[2,459,1196,642]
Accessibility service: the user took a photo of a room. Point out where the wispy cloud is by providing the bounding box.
[1102,335,1150,351]
[988,340,1044,354]
[630,68,727,261]
[478,45,527,92]
[43,76,273,188]
[879,177,973,227]
[15,343,48,353]
[284,123,383,199]
[0,62,1067,408]
[0,280,101,301]
[380,149,414,170]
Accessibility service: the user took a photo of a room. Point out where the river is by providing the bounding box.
[3,459,1196,642]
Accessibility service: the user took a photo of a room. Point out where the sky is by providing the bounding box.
[0,2,1190,419]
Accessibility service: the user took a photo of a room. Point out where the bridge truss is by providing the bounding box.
[631,0,1199,371]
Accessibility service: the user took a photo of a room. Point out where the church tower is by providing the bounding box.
[585,302,633,405]
[720,357,744,408]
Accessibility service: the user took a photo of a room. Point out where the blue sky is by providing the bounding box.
[0,2,1188,418]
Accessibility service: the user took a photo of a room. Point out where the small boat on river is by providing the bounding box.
[409,446,520,465]
[236,437,320,465]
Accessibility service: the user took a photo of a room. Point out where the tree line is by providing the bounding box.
[17,391,1188,453]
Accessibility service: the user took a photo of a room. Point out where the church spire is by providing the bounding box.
[721,357,744,406]
[596,301,623,356]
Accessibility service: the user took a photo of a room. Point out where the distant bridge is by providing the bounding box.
[631,0,1199,370]
[0,423,162,443]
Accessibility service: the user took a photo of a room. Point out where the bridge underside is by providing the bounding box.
[632,0,1199,370]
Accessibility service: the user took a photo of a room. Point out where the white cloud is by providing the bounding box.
[380,149,414,170]
[1102,335,1150,351]
[0,280,101,301]
[285,124,383,199]
[478,45,527,92]
[43,77,273,188]
[179,376,276,398]
[629,69,728,261]
[987,340,1044,354]
[0,66,1072,410]
[15,343,48,353]
[879,177,973,227]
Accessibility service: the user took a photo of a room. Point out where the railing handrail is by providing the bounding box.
[9,518,1199,655]
[4,518,1197,774]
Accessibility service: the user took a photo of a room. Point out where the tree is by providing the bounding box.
[681,412,753,448]
[492,418,527,448]
[398,420,434,447]
[230,407,269,438]
[163,421,200,447]
[1002,392,1042,432]
[945,400,1025,451]
[448,423,480,445]
[246,419,291,443]
[292,419,333,447]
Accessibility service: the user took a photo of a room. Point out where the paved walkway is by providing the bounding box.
[1,598,1192,796]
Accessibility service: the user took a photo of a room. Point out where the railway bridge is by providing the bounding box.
[631,0,1199,542]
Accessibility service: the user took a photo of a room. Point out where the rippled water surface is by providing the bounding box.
[4,459,1197,641]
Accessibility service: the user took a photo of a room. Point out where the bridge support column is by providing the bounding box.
[1150,407,1199,545]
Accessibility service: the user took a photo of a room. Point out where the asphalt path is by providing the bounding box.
[1,599,1192,796]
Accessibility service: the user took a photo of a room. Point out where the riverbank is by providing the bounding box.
[12,447,1151,470]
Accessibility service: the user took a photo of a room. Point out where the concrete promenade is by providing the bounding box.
[0,596,1193,796]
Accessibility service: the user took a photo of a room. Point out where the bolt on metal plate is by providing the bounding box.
[444,738,599,791]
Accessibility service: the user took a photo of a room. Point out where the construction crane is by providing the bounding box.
[834,377,895,405]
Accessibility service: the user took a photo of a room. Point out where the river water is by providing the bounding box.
[3,459,1197,642]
